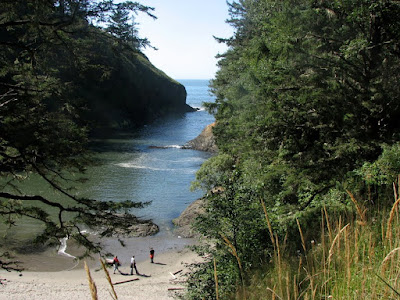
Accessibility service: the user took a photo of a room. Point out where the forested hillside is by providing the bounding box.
[187,0,400,299]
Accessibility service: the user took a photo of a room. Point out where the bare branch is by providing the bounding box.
[0,191,68,211]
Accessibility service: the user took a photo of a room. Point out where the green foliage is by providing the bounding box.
[189,0,400,297]
[106,2,155,50]
[357,144,400,186]
[0,0,163,270]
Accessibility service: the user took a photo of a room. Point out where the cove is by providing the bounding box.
[84,79,214,234]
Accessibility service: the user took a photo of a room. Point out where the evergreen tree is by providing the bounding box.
[106,2,154,50]
[107,5,138,46]
[189,0,400,298]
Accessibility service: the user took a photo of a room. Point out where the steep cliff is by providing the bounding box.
[73,31,193,129]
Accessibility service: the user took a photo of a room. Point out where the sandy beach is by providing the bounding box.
[0,247,201,300]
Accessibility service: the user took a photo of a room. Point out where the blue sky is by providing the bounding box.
[135,1,233,80]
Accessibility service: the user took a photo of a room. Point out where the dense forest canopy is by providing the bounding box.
[187,0,400,298]
[0,0,165,270]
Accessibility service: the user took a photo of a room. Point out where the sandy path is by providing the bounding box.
[0,248,200,300]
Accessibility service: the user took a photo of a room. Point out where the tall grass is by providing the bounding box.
[236,192,400,299]
[84,261,98,300]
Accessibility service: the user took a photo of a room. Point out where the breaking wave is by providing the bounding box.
[116,163,174,171]
[115,163,197,174]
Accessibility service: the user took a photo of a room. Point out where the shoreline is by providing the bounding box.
[0,247,201,300]
[7,231,196,272]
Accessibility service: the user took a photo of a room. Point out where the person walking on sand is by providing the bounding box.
[113,256,120,274]
[130,255,139,275]
[150,248,155,263]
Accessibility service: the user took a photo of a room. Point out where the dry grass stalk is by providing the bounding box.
[344,225,351,290]
[323,206,333,243]
[275,233,283,297]
[337,217,342,252]
[346,190,367,225]
[386,197,400,244]
[267,287,282,300]
[260,198,276,249]
[321,209,328,297]
[100,258,118,300]
[367,231,375,264]
[381,247,400,274]
[221,234,243,275]
[297,218,316,295]
[296,219,307,253]
[297,256,303,279]
[84,261,98,300]
[381,219,385,242]
[220,234,246,299]
[293,275,299,299]
[312,284,318,300]
[397,175,400,202]
[354,227,359,265]
[328,223,350,264]
[213,258,219,300]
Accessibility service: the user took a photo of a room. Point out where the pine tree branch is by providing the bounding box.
[0,191,71,212]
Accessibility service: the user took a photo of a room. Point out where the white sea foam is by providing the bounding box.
[58,237,76,259]
[165,144,182,149]
[153,157,204,163]
[116,163,174,171]
[116,163,197,174]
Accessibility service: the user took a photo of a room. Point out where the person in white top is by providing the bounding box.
[130,255,139,275]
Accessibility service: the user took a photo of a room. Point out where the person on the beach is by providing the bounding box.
[113,256,120,274]
[150,248,155,263]
[130,255,139,275]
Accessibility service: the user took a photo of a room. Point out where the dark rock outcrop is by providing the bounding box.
[184,122,217,152]
[115,221,160,237]
[125,222,160,237]
[173,198,205,238]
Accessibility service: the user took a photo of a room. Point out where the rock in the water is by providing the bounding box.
[114,222,160,237]
[126,222,159,237]
[173,198,205,238]
[184,123,217,152]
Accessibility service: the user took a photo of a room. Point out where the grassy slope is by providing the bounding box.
[233,193,400,299]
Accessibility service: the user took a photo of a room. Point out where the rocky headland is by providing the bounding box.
[183,122,217,152]
[173,198,205,238]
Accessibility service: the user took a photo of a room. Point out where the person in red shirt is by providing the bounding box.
[150,248,155,263]
[113,256,120,274]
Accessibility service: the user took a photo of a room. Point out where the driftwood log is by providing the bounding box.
[113,278,139,285]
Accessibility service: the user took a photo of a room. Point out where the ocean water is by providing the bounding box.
[82,79,215,232]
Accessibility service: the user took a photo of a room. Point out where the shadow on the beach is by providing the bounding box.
[118,271,131,276]
[153,262,167,265]
[117,271,151,278]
